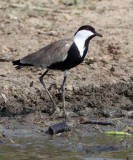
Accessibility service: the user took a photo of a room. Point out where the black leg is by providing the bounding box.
[62,70,68,116]
[39,69,56,108]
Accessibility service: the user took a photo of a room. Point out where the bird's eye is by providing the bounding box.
[85,28,89,30]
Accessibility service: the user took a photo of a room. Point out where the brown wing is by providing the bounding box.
[20,38,73,68]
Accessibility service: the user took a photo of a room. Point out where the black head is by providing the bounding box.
[75,25,102,37]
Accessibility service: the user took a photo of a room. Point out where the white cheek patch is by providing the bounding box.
[74,30,94,57]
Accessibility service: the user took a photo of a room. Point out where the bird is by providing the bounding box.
[12,25,102,117]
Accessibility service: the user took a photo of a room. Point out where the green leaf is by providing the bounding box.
[105,131,132,136]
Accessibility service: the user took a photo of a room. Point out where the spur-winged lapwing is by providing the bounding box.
[13,25,102,117]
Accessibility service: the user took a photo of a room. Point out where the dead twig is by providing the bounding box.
[10,3,81,15]
[81,121,114,126]
[10,3,52,11]
[0,132,15,143]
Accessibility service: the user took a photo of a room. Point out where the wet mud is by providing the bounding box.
[0,78,133,121]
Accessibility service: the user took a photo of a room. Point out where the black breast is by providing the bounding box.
[48,43,88,71]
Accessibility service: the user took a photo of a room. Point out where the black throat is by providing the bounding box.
[80,36,94,59]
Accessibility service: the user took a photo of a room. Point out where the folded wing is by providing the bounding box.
[20,38,73,68]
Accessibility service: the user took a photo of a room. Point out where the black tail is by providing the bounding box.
[12,60,21,69]
[12,60,33,69]
[12,60,21,65]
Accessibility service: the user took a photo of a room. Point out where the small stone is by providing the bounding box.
[127,111,133,118]
[89,4,96,10]
[80,116,88,122]
[29,81,34,87]
[66,84,73,91]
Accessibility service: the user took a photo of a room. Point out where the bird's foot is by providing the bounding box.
[62,109,69,119]
[51,107,70,120]
[51,107,60,119]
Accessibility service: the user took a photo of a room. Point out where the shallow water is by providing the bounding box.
[0,129,133,160]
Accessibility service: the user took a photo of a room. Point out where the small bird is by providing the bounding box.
[12,25,102,117]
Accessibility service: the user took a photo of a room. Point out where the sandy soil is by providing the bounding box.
[0,0,133,128]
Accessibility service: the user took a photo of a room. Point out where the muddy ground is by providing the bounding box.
[0,0,133,131]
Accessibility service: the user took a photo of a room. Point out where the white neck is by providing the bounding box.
[74,30,94,57]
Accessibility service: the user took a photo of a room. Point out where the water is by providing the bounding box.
[0,130,133,160]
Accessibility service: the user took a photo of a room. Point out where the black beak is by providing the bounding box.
[95,32,102,37]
